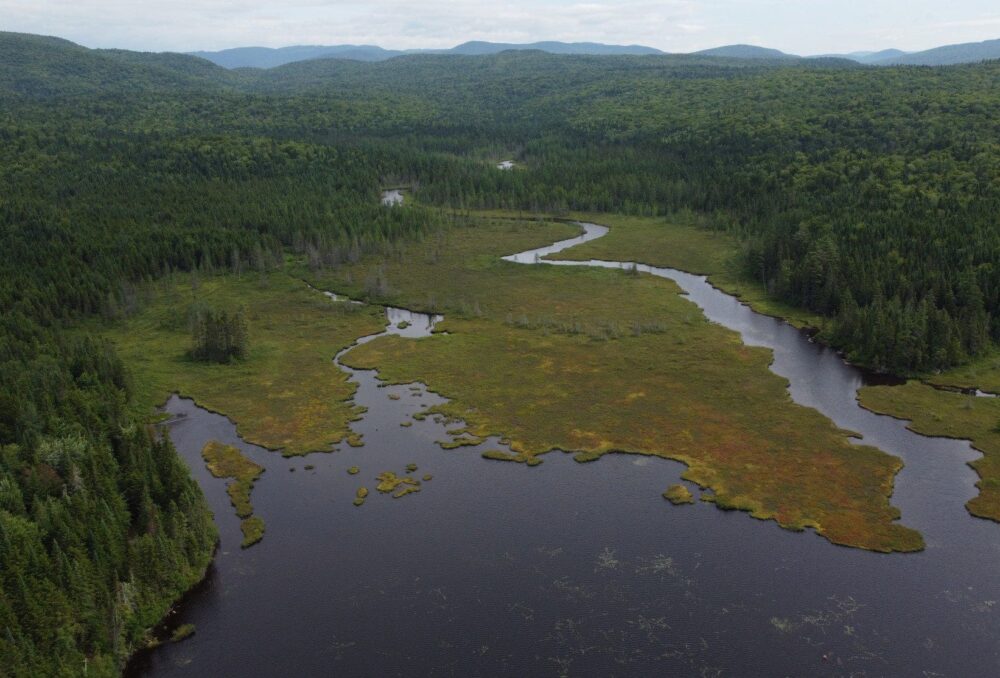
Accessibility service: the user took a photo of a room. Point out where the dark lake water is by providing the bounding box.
[129,223,1000,677]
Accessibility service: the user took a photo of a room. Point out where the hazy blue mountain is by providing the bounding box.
[853,49,907,63]
[190,45,410,68]
[871,38,1000,65]
[812,48,908,63]
[192,41,663,68]
[694,44,798,59]
[448,40,662,56]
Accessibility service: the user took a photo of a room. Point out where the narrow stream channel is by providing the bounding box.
[131,222,1000,677]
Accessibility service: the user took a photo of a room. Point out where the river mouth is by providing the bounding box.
[133,221,1000,677]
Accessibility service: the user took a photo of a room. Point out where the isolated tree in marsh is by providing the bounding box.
[190,306,249,363]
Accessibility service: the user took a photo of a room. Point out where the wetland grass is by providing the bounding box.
[338,213,923,552]
[105,272,384,455]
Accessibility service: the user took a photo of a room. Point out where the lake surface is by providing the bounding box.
[130,223,1000,677]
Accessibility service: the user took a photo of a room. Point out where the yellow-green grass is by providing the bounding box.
[337,213,922,552]
[375,471,420,494]
[105,272,384,455]
[239,516,266,548]
[354,486,369,507]
[664,484,695,505]
[202,441,267,548]
[859,381,1000,522]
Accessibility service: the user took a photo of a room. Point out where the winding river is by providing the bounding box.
[130,222,1000,677]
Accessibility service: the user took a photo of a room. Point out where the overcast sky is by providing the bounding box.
[3,1,1000,55]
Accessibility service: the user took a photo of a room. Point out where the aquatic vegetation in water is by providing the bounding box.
[393,486,421,499]
[663,484,695,505]
[354,486,369,506]
[595,547,621,572]
[481,449,542,466]
[348,466,360,475]
[422,474,433,482]
[388,393,401,400]
[376,471,419,494]
[482,450,519,462]
[406,463,418,473]
[438,435,485,449]
[400,421,413,427]
[170,624,196,643]
[346,433,365,447]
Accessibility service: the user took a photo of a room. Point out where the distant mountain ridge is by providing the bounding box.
[871,38,1000,65]
[693,44,797,60]
[191,40,664,68]
[448,40,662,56]
[189,45,407,68]
[10,31,1000,72]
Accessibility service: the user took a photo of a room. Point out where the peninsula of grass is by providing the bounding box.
[338,212,923,553]
[663,484,695,505]
[859,381,1000,522]
[104,271,384,455]
[202,440,267,547]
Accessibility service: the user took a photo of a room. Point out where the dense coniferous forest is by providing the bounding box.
[2,30,1000,674]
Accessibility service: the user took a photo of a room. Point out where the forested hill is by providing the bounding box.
[3,33,1000,672]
